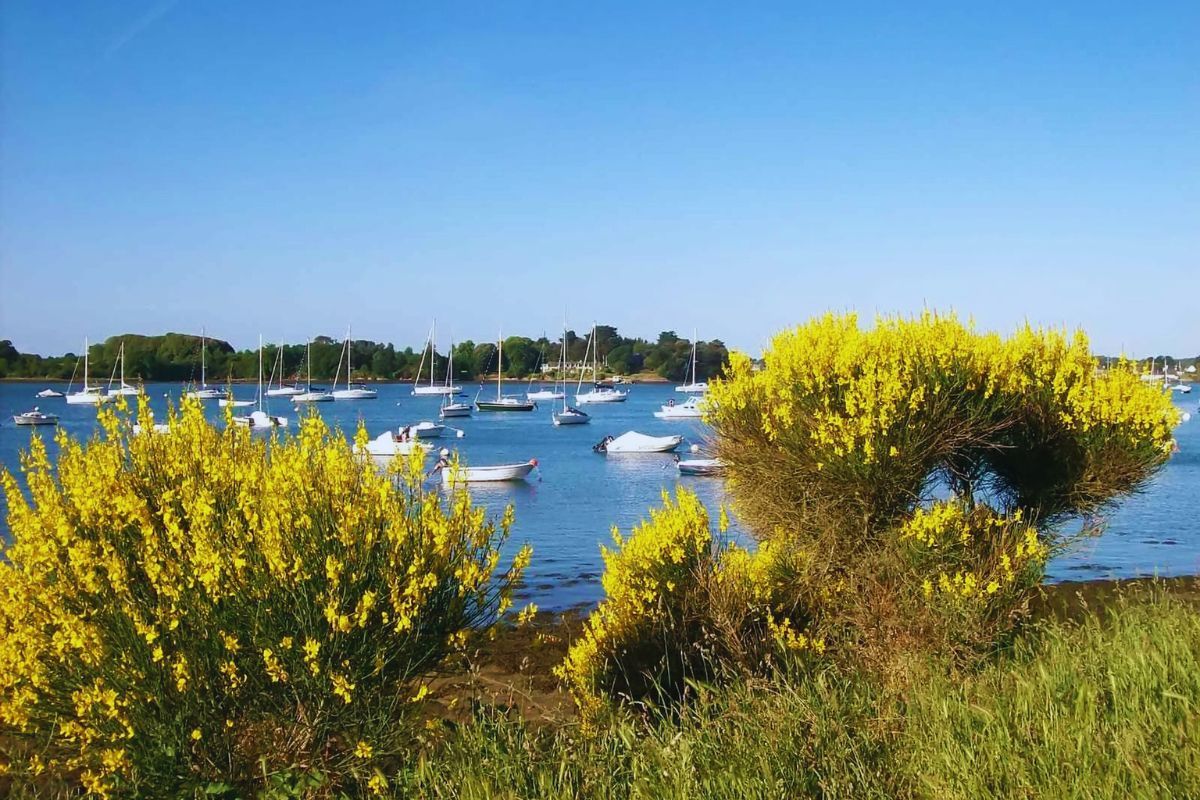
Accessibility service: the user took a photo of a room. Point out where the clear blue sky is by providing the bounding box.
[1,2,1197,357]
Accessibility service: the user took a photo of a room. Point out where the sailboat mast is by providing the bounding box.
[497,331,503,399]
[84,337,90,390]
[200,328,206,388]
[692,328,698,385]
[345,326,352,390]
[257,335,264,410]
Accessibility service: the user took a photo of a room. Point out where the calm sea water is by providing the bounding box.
[1,382,1196,610]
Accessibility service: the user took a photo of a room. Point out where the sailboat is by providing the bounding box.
[107,342,140,396]
[675,330,708,393]
[331,326,378,400]
[551,324,589,425]
[265,345,305,396]
[526,337,565,401]
[66,338,114,405]
[232,337,289,428]
[440,339,472,418]
[186,329,223,399]
[292,340,334,403]
[476,333,537,411]
[413,320,462,396]
[575,325,628,404]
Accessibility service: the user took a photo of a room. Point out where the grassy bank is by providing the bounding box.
[390,580,1199,799]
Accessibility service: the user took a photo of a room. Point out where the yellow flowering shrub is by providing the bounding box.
[702,311,1177,666]
[558,490,816,718]
[0,398,529,797]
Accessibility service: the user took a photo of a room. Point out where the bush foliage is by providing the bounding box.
[563,313,1179,713]
[0,399,530,797]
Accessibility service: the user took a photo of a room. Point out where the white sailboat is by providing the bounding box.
[575,325,628,404]
[265,345,305,396]
[675,330,708,393]
[413,320,462,396]
[292,340,334,403]
[476,332,537,411]
[66,338,114,405]
[107,342,140,396]
[331,326,378,400]
[552,325,589,426]
[526,337,564,401]
[233,337,288,429]
[186,329,223,400]
[439,339,472,418]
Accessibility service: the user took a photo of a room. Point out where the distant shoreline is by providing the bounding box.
[1,374,676,386]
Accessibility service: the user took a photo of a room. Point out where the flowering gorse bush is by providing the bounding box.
[701,311,1178,666]
[558,490,817,718]
[0,398,530,797]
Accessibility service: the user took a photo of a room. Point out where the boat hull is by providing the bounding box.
[553,409,590,425]
[441,462,536,484]
[14,414,58,426]
[413,385,461,396]
[332,389,378,400]
[232,411,289,429]
[266,387,305,397]
[364,433,433,457]
[440,404,472,418]
[575,391,628,404]
[677,458,724,476]
[476,400,537,412]
[35,389,65,398]
[600,432,684,454]
[65,392,113,405]
[293,392,334,403]
[527,390,565,401]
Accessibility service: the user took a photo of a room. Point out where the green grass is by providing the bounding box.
[391,588,1200,799]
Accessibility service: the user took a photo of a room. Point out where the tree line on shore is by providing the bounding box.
[0,327,730,384]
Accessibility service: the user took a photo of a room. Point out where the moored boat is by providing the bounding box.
[66,338,114,405]
[593,431,684,454]
[364,430,434,458]
[654,395,705,419]
[331,326,379,400]
[676,457,725,476]
[13,407,59,426]
[476,333,537,411]
[438,457,538,484]
[35,388,65,398]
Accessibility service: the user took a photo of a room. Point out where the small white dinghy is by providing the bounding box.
[593,431,684,454]
[408,421,446,439]
[36,388,65,398]
[13,407,59,426]
[676,457,725,476]
[438,456,539,485]
[364,431,434,458]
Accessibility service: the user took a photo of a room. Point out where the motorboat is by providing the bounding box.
[330,326,379,400]
[553,406,590,426]
[593,431,684,454]
[439,458,538,484]
[36,388,65,398]
[527,387,565,401]
[364,430,434,458]
[676,457,725,476]
[654,395,705,419]
[13,408,59,426]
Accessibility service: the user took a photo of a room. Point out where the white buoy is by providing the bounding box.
[690,443,701,454]
[1181,412,1191,423]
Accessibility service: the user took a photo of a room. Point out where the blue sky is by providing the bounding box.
[1,2,1197,357]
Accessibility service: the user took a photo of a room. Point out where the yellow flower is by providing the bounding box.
[354,740,373,759]
[190,728,202,741]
